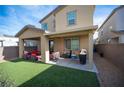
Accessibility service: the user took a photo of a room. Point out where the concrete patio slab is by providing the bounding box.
[47,58,98,73]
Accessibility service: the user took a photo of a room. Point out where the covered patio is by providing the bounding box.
[44,26,97,70]
[16,25,97,72]
[15,25,49,62]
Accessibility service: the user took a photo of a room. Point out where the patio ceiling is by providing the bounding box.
[23,37,40,40]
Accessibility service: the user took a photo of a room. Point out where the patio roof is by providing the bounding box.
[44,25,98,38]
[15,25,44,37]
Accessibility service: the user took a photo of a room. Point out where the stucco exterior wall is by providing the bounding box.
[19,29,43,39]
[98,12,117,44]
[53,35,89,56]
[54,37,64,52]
[55,5,94,32]
[119,34,124,43]
[17,5,96,65]
[98,7,124,44]
[116,7,124,31]
[80,35,89,51]
[41,14,55,32]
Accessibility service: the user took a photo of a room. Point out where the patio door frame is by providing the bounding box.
[64,37,80,51]
[49,40,54,54]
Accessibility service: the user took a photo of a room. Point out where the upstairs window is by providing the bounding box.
[42,23,48,30]
[67,11,76,25]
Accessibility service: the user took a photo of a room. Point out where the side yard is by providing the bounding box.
[0,59,99,87]
[94,53,124,87]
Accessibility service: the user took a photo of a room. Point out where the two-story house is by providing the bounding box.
[16,5,97,69]
[97,5,124,44]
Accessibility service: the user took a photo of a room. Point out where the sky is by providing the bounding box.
[0,5,119,37]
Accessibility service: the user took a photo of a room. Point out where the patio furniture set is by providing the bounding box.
[50,49,87,64]
[23,50,42,61]
[23,49,87,65]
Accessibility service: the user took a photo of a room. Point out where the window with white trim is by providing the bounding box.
[67,11,76,25]
[65,37,79,50]
[42,23,48,30]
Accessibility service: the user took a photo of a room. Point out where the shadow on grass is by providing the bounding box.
[19,65,100,87]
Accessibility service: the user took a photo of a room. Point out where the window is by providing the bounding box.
[71,38,79,50]
[42,23,48,30]
[65,38,79,50]
[67,11,76,25]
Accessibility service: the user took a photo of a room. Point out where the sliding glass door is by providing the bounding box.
[64,37,79,50]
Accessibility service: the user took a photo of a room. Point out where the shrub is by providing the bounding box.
[0,72,14,87]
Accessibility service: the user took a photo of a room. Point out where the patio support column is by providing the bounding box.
[88,32,94,69]
[41,36,49,63]
[19,38,24,58]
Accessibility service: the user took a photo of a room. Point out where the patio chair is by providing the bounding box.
[23,51,31,60]
[31,50,41,61]
[50,52,60,62]
[61,50,71,58]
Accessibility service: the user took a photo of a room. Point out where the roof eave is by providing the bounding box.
[39,5,66,23]
[44,25,98,36]
[15,25,44,37]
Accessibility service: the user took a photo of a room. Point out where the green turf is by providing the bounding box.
[0,59,99,87]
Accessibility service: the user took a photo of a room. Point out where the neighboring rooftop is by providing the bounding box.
[97,5,123,31]
[0,34,15,38]
[3,34,15,37]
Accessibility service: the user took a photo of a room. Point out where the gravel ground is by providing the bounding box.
[94,53,124,87]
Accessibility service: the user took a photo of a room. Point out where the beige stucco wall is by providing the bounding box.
[19,29,43,39]
[40,36,49,62]
[98,7,124,44]
[98,12,117,44]
[54,37,64,52]
[41,14,55,32]
[116,7,124,31]
[119,34,124,43]
[55,5,95,32]
[80,35,89,51]
[53,35,89,55]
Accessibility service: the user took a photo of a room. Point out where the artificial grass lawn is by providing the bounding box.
[0,59,99,87]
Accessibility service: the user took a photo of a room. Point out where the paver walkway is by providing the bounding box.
[94,53,124,87]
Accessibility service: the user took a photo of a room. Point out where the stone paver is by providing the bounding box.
[94,53,124,87]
